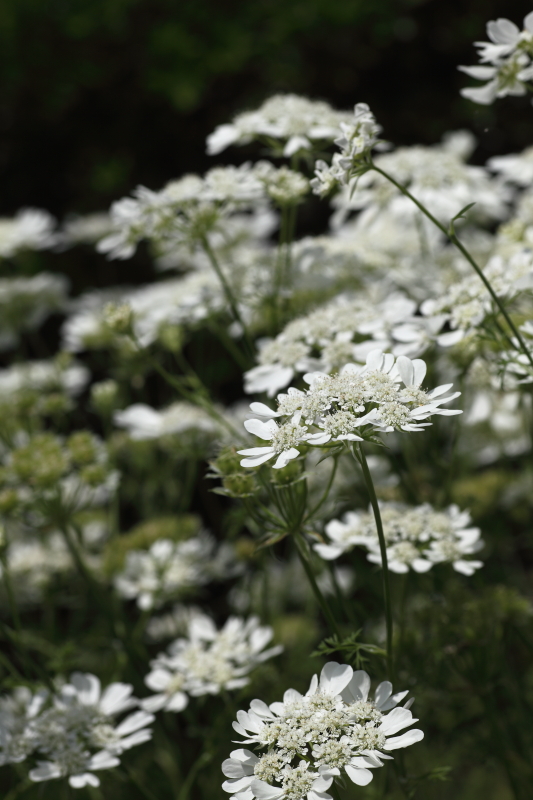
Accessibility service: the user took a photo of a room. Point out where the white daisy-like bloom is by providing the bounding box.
[315,502,484,576]
[459,13,533,105]
[222,662,423,800]
[206,94,353,157]
[240,350,461,469]
[23,673,153,789]
[0,273,69,351]
[114,401,221,441]
[142,613,282,713]
[114,533,231,610]
[0,208,57,258]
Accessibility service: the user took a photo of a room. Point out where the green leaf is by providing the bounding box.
[311,632,387,669]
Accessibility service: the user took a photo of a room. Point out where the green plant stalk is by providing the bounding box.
[294,532,340,638]
[355,444,394,681]
[304,456,339,523]
[370,162,533,369]
[177,752,213,800]
[199,235,255,360]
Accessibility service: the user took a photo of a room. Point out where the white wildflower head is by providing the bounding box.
[113,533,237,609]
[311,103,381,195]
[142,613,282,712]
[459,12,533,105]
[206,94,354,158]
[0,674,153,789]
[222,662,423,799]
[315,502,484,575]
[239,350,462,468]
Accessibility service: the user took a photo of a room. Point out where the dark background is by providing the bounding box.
[2,0,533,253]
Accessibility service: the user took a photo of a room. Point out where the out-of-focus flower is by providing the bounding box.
[206,94,353,157]
[315,502,484,575]
[142,613,282,712]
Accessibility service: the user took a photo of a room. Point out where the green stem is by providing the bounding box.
[294,532,340,638]
[355,444,394,681]
[304,456,338,523]
[121,765,159,800]
[199,235,255,360]
[177,752,213,800]
[371,163,533,369]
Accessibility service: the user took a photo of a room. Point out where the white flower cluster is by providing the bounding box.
[311,103,381,197]
[0,273,69,351]
[206,94,353,157]
[97,162,307,261]
[0,208,56,259]
[114,533,238,609]
[331,131,507,228]
[142,613,282,712]
[0,674,153,789]
[459,12,533,105]
[222,662,423,800]
[315,502,484,576]
[245,292,432,397]
[239,350,461,469]
[420,249,533,342]
[114,401,222,443]
[0,358,89,400]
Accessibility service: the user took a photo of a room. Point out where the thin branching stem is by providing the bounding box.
[294,532,340,638]
[370,162,533,369]
[199,235,255,360]
[354,444,394,681]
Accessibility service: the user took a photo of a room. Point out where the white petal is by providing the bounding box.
[383,728,424,750]
[345,765,373,786]
[319,662,353,695]
[380,707,415,735]
[249,402,279,418]
[272,448,299,469]
[250,778,284,799]
[244,418,277,440]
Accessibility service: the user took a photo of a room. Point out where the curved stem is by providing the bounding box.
[370,163,533,369]
[199,235,255,360]
[294,532,340,638]
[355,444,394,681]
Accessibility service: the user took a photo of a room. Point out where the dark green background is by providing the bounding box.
[2,0,533,220]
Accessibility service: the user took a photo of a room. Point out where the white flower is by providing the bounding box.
[240,351,462,468]
[0,208,56,258]
[142,614,282,712]
[223,662,423,799]
[0,273,69,351]
[0,359,89,399]
[0,673,153,789]
[206,94,353,157]
[315,502,484,576]
[488,145,533,186]
[114,533,237,609]
[238,415,324,469]
[311,104,381,194]
[459,13,533,104]
[114,401,221,441]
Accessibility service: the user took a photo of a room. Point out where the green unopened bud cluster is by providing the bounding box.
[209,446,258,498]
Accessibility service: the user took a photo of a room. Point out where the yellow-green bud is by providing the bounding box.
[67,431,98,466]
